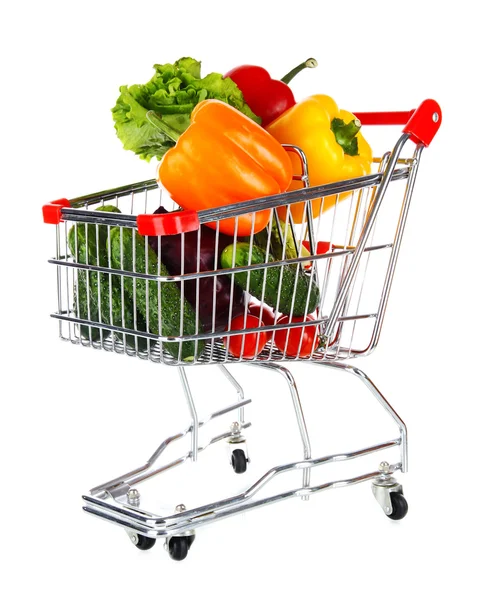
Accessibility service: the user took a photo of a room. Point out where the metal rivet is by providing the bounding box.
[230,421,241,435]
[127,488,141,506]
[176,503,187,513]
[432,112,439,123]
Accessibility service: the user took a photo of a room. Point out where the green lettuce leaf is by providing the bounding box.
[112,57,261,162]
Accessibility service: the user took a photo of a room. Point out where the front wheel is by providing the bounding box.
[168,536,190,561]
[133,534,156,551]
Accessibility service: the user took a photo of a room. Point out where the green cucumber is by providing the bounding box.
[74,270,101,341]
[68,205,148,349]
[221,242,320,316]
[252,217,311,263]
[109,227,204,361]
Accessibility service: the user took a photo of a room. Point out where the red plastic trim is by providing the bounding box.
[354,99,442,147]
[302,241,336,254]
[42,199,70,224]
[354,110,415,126]
[137,209,200,236]
[403,99,442,147]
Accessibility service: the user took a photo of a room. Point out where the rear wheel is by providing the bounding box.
[387,492,408,520]
[231,449,248,474]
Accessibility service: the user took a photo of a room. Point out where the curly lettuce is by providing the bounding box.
[112,57,261,162]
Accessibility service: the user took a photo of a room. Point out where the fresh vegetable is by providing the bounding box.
[224,314,268,359]
[220,242,320,316]
[112,57,260,162]
[149,207,246,332]
[273,314,320,358]
[109,226,204,361]
[156,100,293,237]
[73,270,102,341]
[67,205,121,266]
[252,216,311,264]
[224,58,317,126]
[248,302,277,341]
[68,205,148,349]
[266,94,373,222]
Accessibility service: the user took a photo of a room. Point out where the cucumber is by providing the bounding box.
[252,217,311,263]
[221,242,320,316]
[67,204,121,266]
[74,270,101,341]
[68,205,148,350]
[109,226,204,361]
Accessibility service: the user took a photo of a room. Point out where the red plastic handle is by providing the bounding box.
[402,99,442,147]
[137,209,199,236]
[42,199,71,224]
[353,110,415,126]
[354,99,441,146]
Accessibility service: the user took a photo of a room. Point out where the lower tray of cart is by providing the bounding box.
[82,435,406,560]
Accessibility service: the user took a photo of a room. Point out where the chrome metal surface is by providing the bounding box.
[89,389,252,497]
[82,441,402,538]
[127,489,141,507]
[178,367,199,462]
[372,469,403,516]
[47,131,421,367]
[323,134,410,341]
[254,363,312,499]
[313,361,408,472]
[43,117,432,549]
[128,532,139,545]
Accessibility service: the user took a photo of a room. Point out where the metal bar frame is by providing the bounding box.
[82,359,406,539]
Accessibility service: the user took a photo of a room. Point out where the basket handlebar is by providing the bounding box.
[354,99,441,147]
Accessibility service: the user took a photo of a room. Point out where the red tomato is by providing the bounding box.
[273,315,320,358]
[248,302,278,340]
[224,314,268,359]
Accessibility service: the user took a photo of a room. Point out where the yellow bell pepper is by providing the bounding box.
[266,94,373,222]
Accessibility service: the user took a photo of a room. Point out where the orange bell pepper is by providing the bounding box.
[155,99,293,237]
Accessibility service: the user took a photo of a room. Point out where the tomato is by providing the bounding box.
[224,314,268,359]
[248,302,278,340]
[273,315,320,358]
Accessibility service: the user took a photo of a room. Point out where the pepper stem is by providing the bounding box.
[281,58,318,84]
[146,110,181,143]
[331,117,362,156]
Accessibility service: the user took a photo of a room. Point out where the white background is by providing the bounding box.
[2,1,476,598]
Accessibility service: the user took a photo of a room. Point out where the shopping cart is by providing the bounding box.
[43,99,441,560]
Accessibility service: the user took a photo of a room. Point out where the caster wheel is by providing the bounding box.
[133,534,156,551]
[231,449,247,474]
[387,492,408,520]
[168,536,190,561]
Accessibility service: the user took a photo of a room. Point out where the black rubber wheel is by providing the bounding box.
[168,536,189,561]
[134,534,156,551]
[231,449,248,474]
[387,492,409,520]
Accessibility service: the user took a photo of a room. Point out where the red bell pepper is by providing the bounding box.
[224,58,317,126]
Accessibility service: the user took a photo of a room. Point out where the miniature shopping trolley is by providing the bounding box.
[43,99,441,560]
